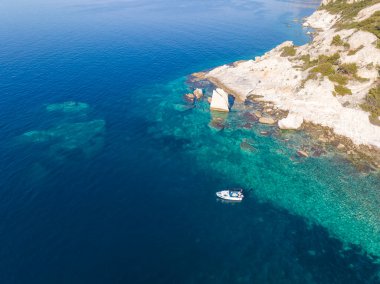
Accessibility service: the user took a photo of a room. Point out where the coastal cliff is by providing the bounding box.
[198,0,380,154]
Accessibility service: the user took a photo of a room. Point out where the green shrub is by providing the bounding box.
[348,45,364,55]
[310,62,335,76]
[281,46,296,57]
[331,35,344,46]
[338,63,358,75]
[318,53,340,65]
[343,11,380,39]
[299,54,318,70]
[334,84,352,96]
[329,73,348,85]
[361,85,380,117]
[300,72,318,88]
[300,54,310,62]
[322,0,377,20]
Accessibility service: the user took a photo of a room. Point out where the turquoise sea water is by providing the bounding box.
[1,0,380,283]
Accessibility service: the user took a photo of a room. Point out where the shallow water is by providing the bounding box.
[1,0,380,283]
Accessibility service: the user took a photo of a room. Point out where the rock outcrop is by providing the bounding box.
[210,88,230,112]
[259,117,276,125]
[278,113,304,130]
[194,88,203,99]
[202,0,380,149]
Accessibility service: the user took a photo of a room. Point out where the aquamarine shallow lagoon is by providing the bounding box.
[1,0,380,283]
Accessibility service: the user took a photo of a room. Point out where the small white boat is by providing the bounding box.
[216,189,244,201]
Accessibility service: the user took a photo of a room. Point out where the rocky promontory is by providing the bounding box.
[195,0,380,157]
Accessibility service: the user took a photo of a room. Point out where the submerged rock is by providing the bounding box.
[243,112,259,122]
[173,104,195,112]
[183,93,195,103]
[240,141,256,153]
[259,117,276,125]
[297,150,309,158]
[209,118,225,131]
[240,138,256,153]
[241,122,253,129]
[46,101,89,113]
[21,119,106,159]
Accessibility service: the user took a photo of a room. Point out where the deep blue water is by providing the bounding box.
[1,0,380,283]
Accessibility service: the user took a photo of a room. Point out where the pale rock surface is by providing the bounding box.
[278,113,304,130]
[210,88,229,112]
[194,88,203,99]
[204,3,380,148]
[303,10,340,31]
[355,2,380,21]
[259,117,276,125]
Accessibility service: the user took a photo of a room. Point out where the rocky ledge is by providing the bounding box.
[193,0,380,166]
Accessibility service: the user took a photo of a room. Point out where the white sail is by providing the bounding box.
[210,88,229,112]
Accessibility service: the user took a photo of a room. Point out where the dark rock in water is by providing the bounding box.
[243,112,259,122]
[241,122,253,129]
[313,149,327,157]
[311,145,327,157]
[240,138,256,153]
[209,118,225,131]
[240,141,256,152]
[173,104,195,112]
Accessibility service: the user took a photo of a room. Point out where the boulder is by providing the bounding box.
[243,112,259,122]
[193,88,203,99]
[183,93,195,103]
[209,118,225,131]
[259,117,276,125]
[318,136,329,143]
[246,94,264,102]
[240,141,256,153]
[278,113,304,130]
[297,150,309,158]
[210,88,229,112]
[337,143,346,150]
[207,97,212,104]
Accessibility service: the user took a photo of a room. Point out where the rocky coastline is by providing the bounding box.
[190,0,380,170]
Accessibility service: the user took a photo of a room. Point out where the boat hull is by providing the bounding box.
[216,190,243,201]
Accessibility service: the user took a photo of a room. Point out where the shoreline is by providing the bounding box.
[190,71,380,171]
[190,1,380,169]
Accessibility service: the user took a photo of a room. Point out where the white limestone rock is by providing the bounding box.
[304,10,340,31]
[278,113,304,130]
[210,88,229,112]
[194,88,203,99]
[203,1,380,149]
[355,2,380,22]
